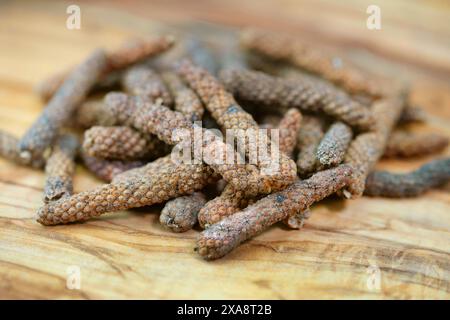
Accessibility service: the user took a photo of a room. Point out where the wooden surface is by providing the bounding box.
[0,0,449,299]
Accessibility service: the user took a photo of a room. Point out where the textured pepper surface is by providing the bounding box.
[36,154,217,225]
[344,92,406,197]
[278,108,302,157]
[83,126,166,160]
[316,121,353,166]
[19,49,108,160]
[81,153,145,182]
[44,134,79,202]
[240,29,382,99]
[122,66,173,106]
[196,165,353,260]
[219,68,375,131]
[161,71,204,121]
[0,130,45,168]
[365,158,450,197]
[383,131,448,158]
[296,115,326,176]
[160,192,207,232]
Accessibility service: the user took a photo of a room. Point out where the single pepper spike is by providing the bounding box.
[0,129,45,168]
[35,35,175,101]
[240,28,383,99]
[316,121,353,167]
[81,152,146,182]
[175,60,298,194]
[383,131,448,158]
[161,71,204,121]
[219,68,375,131]
[104,92,293,197]
[19,49,108,161]
[196,164,353,260]
[296,115,326,177]
[44,134,79,203]
[278,108,302,157]
[365,158,450,197]
[343,91,407,197]
[36,154,218,225]
[122,65,173,106]
[82,126,168,161]
[74,100,116,129]
[160,192,207,232]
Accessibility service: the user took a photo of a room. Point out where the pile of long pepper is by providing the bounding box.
[0,29,449,260]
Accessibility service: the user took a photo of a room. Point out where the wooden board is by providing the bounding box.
[0,0,449,299]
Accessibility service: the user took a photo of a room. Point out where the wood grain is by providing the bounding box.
[0,0,449,299]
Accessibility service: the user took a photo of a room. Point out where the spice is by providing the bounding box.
[316,121,353,166]
[343,92,406,197]
[74,100,115,129]
[160,192,207,232]
[44,134,79,202]
[296,115,326,176]
[240,29,382,99]
[122,66,173,106]
[365,158,450,197]
[35,36,174,101]
[278,108,302,157]
[161,71,204,121]
[0,129,45,168]
[398,105,426,124]
[82,126,167,160]
[36,155,217,225]
[196,164,353,260]
[219,68,375,131]
[19,49,108,160]
[82,153,145,182]
[383,131,448,158]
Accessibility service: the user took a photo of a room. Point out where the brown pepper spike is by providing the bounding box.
[175,60,298,192]
[44,134,79,203]
[36,154,218,225]
[196,164,353,260]
[35,36,174,101]
[240,29,382,99]
[105,92,294,197]
[160,192,207,232]
[122,66,173,106]
[82,126,166,161]
[383,131,449,158]
[74,100,115,129]
[161,71,204,121]
[81,153,145,182]
[365,158,450,197]
[0,129,45,168]
[296,115,326,177]
[344,92,407,197]
[219,68,375,131]
[316,121,353,167]
[19,49,108,161]
[278,108,302,157]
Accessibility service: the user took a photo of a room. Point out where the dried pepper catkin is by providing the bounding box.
[36,155,218,225]
[160,192,207,232]
[296,115,326,176]
[365,158,450,197]
[44,134,79,203]
[82,126,167,160]
[343,91,407,197]
[278,108,302,157]
[161,71,204,121]
[240,29,382,99]
[36,36,174,101]
[196,165,353,260]
[316,121,353,166]
[0,130,45,168]
[383,131,448,158]
[19,49,108,160]
[74,100,115,129]
[81,153,145,182]
[105,92,293,197]
[122,66,173,106]
[219,68,375,131]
